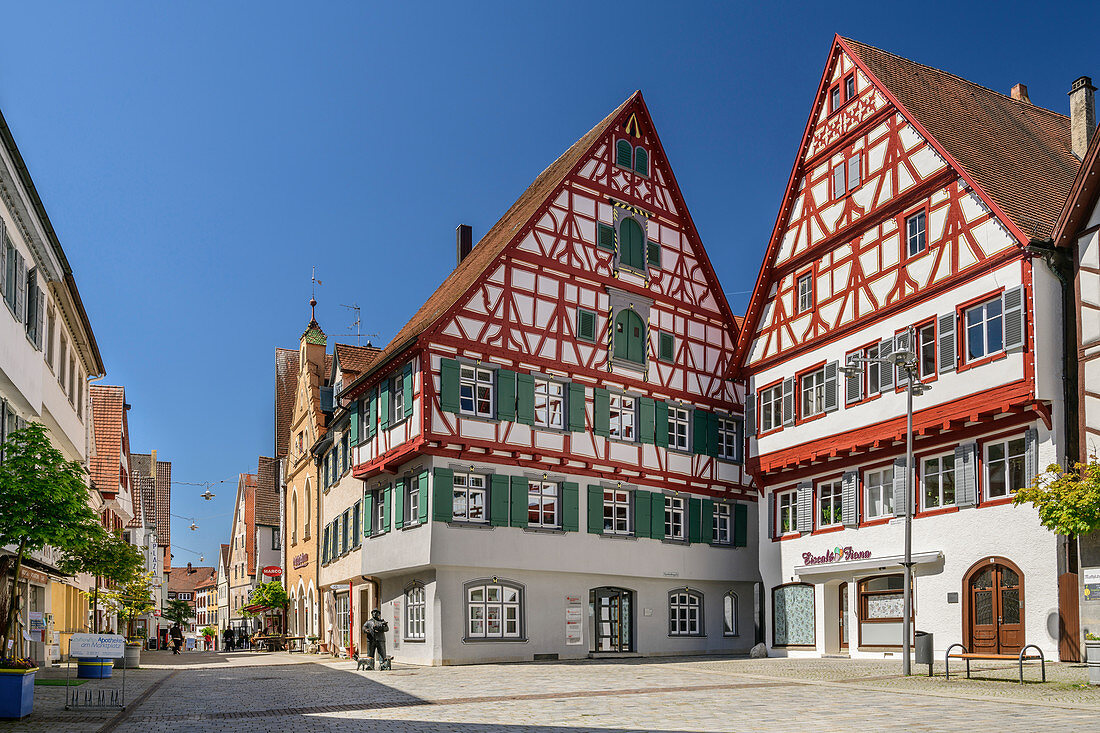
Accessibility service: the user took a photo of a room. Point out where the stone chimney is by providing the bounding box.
[1070,75,1096,160]
[1011,83,1031,104]
[456,224,473,265]
[150,448,157,473]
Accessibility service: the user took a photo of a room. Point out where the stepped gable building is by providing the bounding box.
[334,91,754,665]
[737,36,1082,660]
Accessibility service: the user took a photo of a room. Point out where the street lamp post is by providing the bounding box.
[840,327,930,676]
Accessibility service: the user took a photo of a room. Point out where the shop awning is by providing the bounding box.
[794,550,943,578]
[242,603,274,614]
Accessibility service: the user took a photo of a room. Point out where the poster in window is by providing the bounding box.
[1084,568,1100,600]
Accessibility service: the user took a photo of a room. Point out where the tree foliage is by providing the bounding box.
[1014,460,1100,537]
[59,527,145,633]
[101,571,156,639]
[248,580,289,609]
[164,599,194,626]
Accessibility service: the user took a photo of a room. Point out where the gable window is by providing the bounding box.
[633,146,649,176]
[717,416,741,462]
[829,85,841,113]
[760,384,784,433]
[831,155,861,199]
[613,309,646,364]
[452,472,487,523]
[797,273,814,312]
[965,297,1003,362]
[713,503,732,545]
[776,489,798,535]
[664,495,686,540]
[723,591,738,636]
[986,437,1027,499]
[577,308,598,342]
[603,488,632,535]
[668,590,703,636]
[618,218,646,271]
[906,210,927,257]
[527,480,559,528]
[533,378,565,430]
[466,580,523,640]
[800,367,826,419]
[865,467,894,519]
[844,73,856,100]
[609,393,636,441]
[922,453,956,509]
[459,364,494,418]
[917,322,936,379]
[818,480,842,528]
[658,331,675,362]
[405,583,426,640]
[615,139,633,168]
[667,406,690,451]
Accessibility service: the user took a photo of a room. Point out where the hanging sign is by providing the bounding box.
[262,566,283,578]
[802,546,872,566]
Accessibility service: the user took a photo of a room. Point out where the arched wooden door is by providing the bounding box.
[965,558,1024,655]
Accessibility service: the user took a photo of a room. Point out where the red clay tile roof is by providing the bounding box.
[166,565,216,595]
[236,472,258,575]
[89,385,126,498]
[333,343,381,381]
[274,347,299,459]
[1054,123,1100,247]
[155,459,171,551]
[842,37,1079,240]
[254,456,280,526]
[219,543,230,575]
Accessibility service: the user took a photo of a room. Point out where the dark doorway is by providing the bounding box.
[591,587,634,652]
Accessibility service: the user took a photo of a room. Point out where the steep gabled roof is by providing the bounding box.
[89,385,126,497]
[333,343,381,383]
[274,347,299,459]
[254,456,280,526]
[1053,125,1100,247]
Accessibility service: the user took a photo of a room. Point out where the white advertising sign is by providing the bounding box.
[565,596,583,646]
[69,633,126,658]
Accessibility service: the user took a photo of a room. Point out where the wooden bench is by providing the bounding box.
[945,643,1046,684]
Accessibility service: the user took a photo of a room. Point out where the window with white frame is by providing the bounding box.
[965,298,1003,362]
[797,272,813,312]
[459,364,494,418]
[777,490,798,534]
[713,503,732,545]
[664,495,686,540]
[391,375,405,423]
[844,74,855,100]
[603,488,632,535]
[922,453,956,509]
[334,593,349,649]
[667,406,690,450]
[723,591,738,636]
[527,481,559,528]
[986,436,1027,499]
[452,472,487,522]
[864,467,894,519]
[800,368,826,419]
[373,487,385,533]
[906,210,927,257]
[818,481,842,527]
[831,154,861,199]
[405,583,425,640]
[760,384,783,432]
[864,342,881,396]
[609,394,636,441]
[668,590,703,636]
[917,322,936,379]
[466,581,522,639]
[405,477,421,525]
[534,378,565,429]
[717,416,741,461]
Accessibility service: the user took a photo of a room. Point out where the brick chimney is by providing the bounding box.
[456,224,473,265]
[1070,76,1096,160]
[1011,83,1031,104]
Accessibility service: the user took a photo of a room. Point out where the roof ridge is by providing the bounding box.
[841,36,1068,120]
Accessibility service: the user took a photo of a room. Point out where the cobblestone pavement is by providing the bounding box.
[2,653,1097,732]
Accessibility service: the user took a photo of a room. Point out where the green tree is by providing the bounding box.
[0,422,100,652]
[164,598,194,626]
[1015,459,1100,537]
[248,580,289,609]
[101,571,156,640]
[59,527,144,633]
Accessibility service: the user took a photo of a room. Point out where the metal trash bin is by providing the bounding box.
[914,631,933,676]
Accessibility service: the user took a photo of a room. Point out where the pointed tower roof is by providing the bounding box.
[301,296,327,346]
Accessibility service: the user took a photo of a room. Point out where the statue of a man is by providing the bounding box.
[361,609,390,670]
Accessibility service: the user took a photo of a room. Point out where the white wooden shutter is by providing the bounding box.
[845,353,863,405]
[782,377,796,426]
[823,361,839,412]
[878,338,895,391]
[841,470,858,527]
[1003,285,1026,353]
[938,313,956,373]
[1024,428,1039,482]
[892,457,907,517]
[745,392,755,437]
[796,481,812,534]
[955,443,977,507]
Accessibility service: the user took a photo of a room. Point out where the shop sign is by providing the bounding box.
[262,565,283,578]
[802,546,872,566]
[18,566,48,585]
[69,633,125,658]
[293,553,310,569]
[1084,568,1100,599]
[565,595,583,646]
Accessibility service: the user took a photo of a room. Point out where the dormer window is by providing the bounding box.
[614,139,649,177]
[844,74,855,100]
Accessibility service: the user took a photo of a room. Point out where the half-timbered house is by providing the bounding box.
[739,37,1082,660]
[338,91,755,665]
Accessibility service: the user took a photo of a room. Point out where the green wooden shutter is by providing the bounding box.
[440,358,460,413]
[594,388,610,438]
[363,490,373,537]
[516,373,535,425]
[639,397,655,444]
[379,379,391,431]
[490,475,510,526]
[567,383,586,432]
[634,146,648,175]
[349,399,359,444]
[394,479,405,528]
[658,332,674,361]
[688,497,702,544]
[647,240,661,268]
[587,485,604,534]
[577,309,597,341]
[597,224,616,251]
[707,413,720,458]
[620,219,645,269]
[418,471,429,524]
[367,389,378,439]
[654,400,668,448]
[510,475,528,527]
[403,364,414,419]
[616,139,632,167]
[562,482,579,531]
[497,370,517,422]
[733,503,748,547]
[433,468,453,522]
[321,526,328,562]
[381,484,391,532]
[702,498,715,544]
[693,410,710,454]
[650,492,665,540]
[634,489,651,539]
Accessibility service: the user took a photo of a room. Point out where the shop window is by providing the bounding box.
[857,575,910,648]
[465,579,523,640]
[772,583,815,647]
[985,436,1027,499]
[405,582,426,640]
[664,495,686,540]
[864,467,894,520]
[922,453,956,509]
[723,591,738,636]
[668,589,704,637]
[334,593,350,649]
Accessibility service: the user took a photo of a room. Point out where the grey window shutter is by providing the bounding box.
[15,253,25,324]
[796,481,812,534]
[767,492,775,539]
[892,457,908,517]
[0,225,6,301]
[34,287,44,349]
[782,377,796,426]
[841,470,858,526]
[878,338,894,391]
[1024,428,1039,483]
[845,353,863,405]
[955,443,977,507]
[745,393,755,437]
[1003,285,1026,353]
[823,360,839,412]
[938,313,956,373]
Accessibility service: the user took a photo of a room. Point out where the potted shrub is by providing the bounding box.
[0,657,37,719]
[1087,633,1100,685]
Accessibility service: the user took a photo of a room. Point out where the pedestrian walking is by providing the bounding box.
[222,627,234,652]
[169,623,184,655]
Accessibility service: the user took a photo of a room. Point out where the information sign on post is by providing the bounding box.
[68,633,126,659]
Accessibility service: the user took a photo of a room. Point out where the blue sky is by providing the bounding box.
[2,1,1097,564]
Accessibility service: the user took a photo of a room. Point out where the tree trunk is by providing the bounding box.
[92,576,100,634]
[1,541,27,656]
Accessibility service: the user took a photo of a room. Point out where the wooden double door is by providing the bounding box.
[967,560,1024,655]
